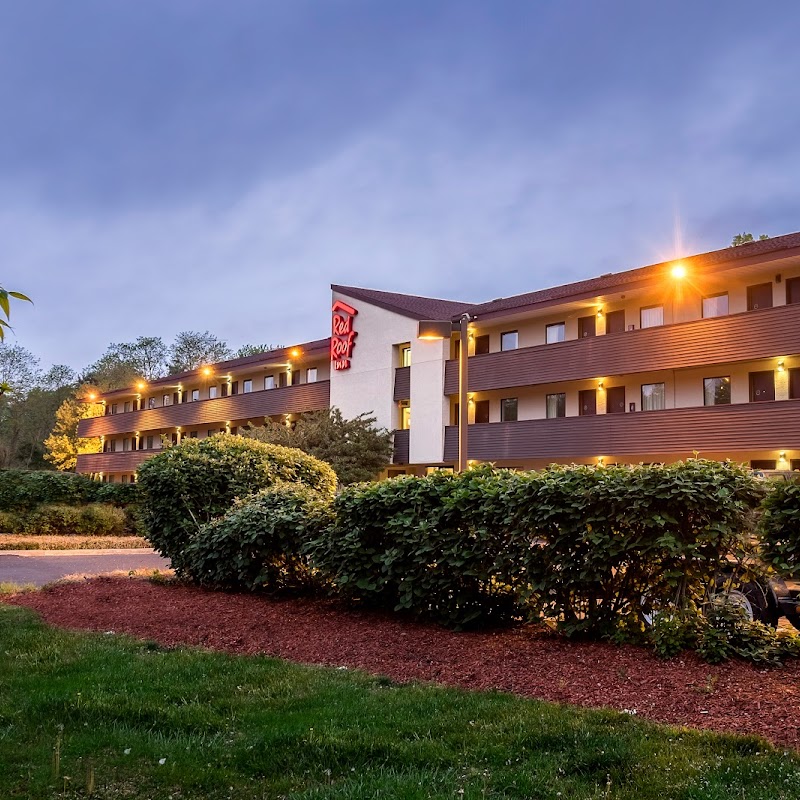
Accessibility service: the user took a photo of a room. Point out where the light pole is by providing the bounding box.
[418,312,474,472]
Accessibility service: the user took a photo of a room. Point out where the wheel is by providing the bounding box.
[712,577,779,627]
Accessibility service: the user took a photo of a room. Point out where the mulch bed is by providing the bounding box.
[5,577,800,751]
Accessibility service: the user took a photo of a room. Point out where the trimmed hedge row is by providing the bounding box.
[0,469,140,511]
[760,478,800,577]
[0,503,132,537]
[310,461,765,631]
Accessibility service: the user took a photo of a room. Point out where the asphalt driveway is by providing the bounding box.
[0,549,170,587]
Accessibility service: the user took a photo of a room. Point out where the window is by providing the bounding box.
[400,346,411,367]
[751,459,777,471]
[749,371,775,402]
[792,459,800,472]
[546,323,565,344]
[231,381,239,395]
[221,383,229,397]
[500,398,518,422]
[148,397,156,409]
[306,368,318,383]
[189,431,198,438]
[110,404,118,415]
[474,399,490,424]
[191,389,200,402]
[546,393,566,418]
[702,293,729,319]
[264,375,276,390]
[501,331,519,351]
[209,385,218,399]
[279,372,288,388]
[123,401,132,413]
[121,475,128,484]
[291,370,301,386]
[207,429,216,438]
[146,436,154,449]
[163,394,171,406]
[704,376,731,406]
[787,276,800,305]
[474,334,490,355]
[401,405,411,430]
[230,426,238,435]
[641,383,666,411]
[747,282,773,311]
[640,306,664,328]
[122,438,131,452]
[790,368,800,400]
[243,379,253,393]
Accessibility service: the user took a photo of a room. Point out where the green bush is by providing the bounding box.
[182,485,333,591]
[136,435,337,575]
[1,503,131,537]
[309,460,764,631]
[759,477,800,577]
[0,469,141,512]
[518,460,764,637]
[308,466,532,627]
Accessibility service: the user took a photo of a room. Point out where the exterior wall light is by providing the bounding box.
[778,359,786,372]
[136,381,146,391]
[290,348,301,358]
[671,263,687,279]
[598,380,604,390]
[597,456,605,466]
[201,366,213,377]
[779,451,787,461]
[596,309,603,318]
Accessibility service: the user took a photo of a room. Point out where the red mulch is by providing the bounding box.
[5,577,800,750]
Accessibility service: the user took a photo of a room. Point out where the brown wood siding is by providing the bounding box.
[444,304,800,395]
[393,366,411,401]
[443,399,800,461]
[76,451,152,474]
[78,381,331,438]
[393,429,409,464]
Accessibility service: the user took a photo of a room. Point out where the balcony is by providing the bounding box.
[76,450,152,474]
[393,366,410,401]
[444,304,800,394]
[443,399,800,462]
[392,429,409,464]
[78,381,331,438]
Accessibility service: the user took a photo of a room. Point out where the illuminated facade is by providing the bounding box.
[77,233,800,480]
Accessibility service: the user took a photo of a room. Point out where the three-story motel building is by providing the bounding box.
[77,233,800,481]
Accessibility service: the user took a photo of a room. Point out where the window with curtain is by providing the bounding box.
[641,383,665,411]
[501,331,519,351]
[546,323,566,344]
[500,398,518,422]
[546,393,566,418]
[702,293,729,319]
[640,306,664,328]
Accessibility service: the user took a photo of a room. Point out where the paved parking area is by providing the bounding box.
[0,549,170,587]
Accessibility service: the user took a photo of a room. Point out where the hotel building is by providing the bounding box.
[77,233,800,481]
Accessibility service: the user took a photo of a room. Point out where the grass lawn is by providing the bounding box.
[0,535,150,551]
[1,605,799,799]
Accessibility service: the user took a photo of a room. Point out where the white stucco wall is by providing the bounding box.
[328,290,416,432]
[409,337,450,464]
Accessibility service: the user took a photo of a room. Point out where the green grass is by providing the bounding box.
[1,605,799,799]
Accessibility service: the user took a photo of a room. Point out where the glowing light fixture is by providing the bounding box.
[201,366,213,377]
[290,347,301,358]
[778,359,786,372]
[87,392,97,401]
[671,263,687,279]
[136,381,146,391]
[598,380,604,390]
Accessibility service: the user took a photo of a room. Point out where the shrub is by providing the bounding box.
[759,477,800,577]
[5,503,131,536]
[517,460,764,638]
[310,460,764,631]
[136,435,337,574]
[0,470,95,511]
[182,485,334,591]
[309,466,532,627]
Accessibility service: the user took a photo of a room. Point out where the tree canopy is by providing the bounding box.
[243,408,394,485]
[167,331,232,373]
[731,232,769,246]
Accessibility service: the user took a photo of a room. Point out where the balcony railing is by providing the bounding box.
[76,450,152,474]
[78,381,331,438]
[444,304,800,394]
[392,429,409,464]
[443,399,800,462]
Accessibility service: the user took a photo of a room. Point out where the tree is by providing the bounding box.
[731,232,769,246]
[242,408,394,484]
[167,331,232,374]
[234,343,282,359]
[0,287,31,341]
[43,385,104,471]
[84,336,167,390]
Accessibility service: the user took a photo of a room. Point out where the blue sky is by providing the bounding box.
[2,1,799,370]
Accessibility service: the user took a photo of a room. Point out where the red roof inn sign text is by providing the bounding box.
[331,300,358,370]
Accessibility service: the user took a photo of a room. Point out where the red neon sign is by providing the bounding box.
[331,300,358,370]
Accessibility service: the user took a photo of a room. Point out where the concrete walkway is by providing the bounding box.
[0,549,170,587]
